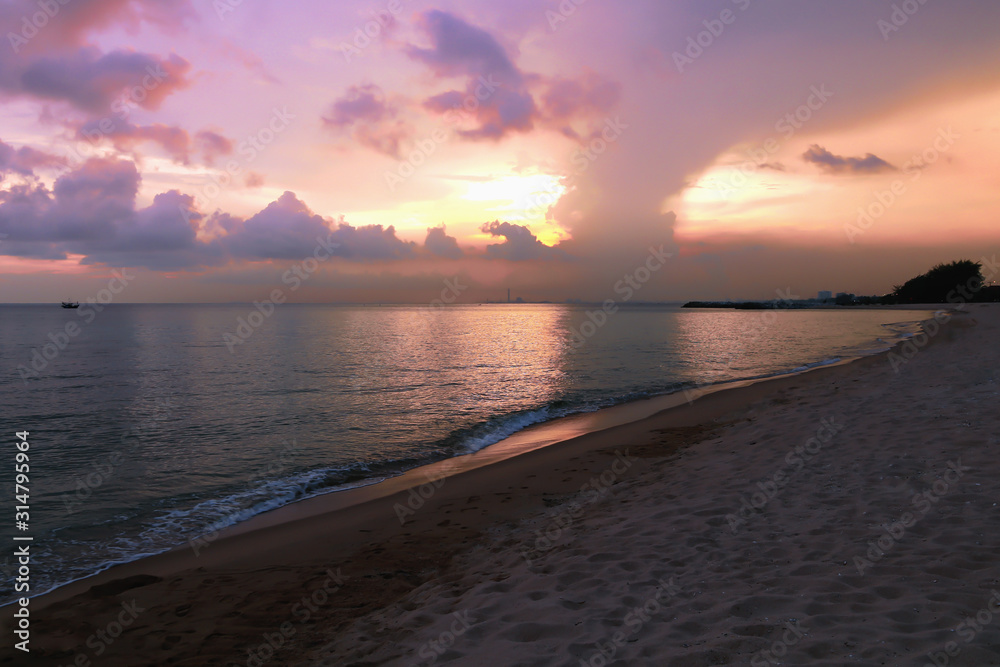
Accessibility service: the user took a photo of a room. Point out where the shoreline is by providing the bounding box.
[14,310,932,610]
[5,306,986,666]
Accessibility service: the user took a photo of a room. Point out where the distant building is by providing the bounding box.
[818,290,832,300]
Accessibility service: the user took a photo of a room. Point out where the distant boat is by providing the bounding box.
[61,301,80,309]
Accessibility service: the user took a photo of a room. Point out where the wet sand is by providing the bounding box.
[4,304,999,666]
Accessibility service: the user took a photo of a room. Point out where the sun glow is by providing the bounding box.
[462,174,565,219]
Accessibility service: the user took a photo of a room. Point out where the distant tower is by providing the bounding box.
[507,288,510,303]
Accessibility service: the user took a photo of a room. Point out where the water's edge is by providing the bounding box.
[14,310,941,607]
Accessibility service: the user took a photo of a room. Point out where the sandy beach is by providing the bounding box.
[6,304,1000,666]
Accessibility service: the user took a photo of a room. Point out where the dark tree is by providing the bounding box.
[890,260,983,304]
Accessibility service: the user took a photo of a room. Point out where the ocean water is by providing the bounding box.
[0,303,931,603]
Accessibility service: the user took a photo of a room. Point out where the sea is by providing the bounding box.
[0,303,934,604]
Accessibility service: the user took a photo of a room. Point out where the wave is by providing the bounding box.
[5,313,926,606]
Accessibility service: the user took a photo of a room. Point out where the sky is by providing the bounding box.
[1,0,998,303]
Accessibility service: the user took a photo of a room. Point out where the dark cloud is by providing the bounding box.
[11,48,192,114]
[479,220,568,261]
[0,140,64,177]
[405,11,622,143]
[79,190,221,269]
[207,192,417,262]
[406,10,520,80]
[0,158,139,256]
[0,1,194,158]
[50,158,139,238]
[220,191,338,261]
[424,225,464,259]
[407,10,536,141]
[0,159,570,269]
[802,145,896,174]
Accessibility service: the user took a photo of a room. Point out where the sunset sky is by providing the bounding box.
[1,0,998,302]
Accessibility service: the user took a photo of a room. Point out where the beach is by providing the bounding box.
[7,303,1000,666]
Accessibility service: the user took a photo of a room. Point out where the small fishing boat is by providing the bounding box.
[61,301,80,309]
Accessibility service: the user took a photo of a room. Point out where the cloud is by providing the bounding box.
[0,158,140,256]
[0,140,64,178]
[323,85,409,158]
[77,119,192,162]
[219,191,336,260]
[218,192,417,262]
[0,157,575,269]
[196,130,234,165]
[9,48,192,115]
[539,71,622,139]
[0,1,194,148]
[0,0,195,55]
[0,167,423,267]
[479,220,568,261]
[424,225,464,258]
[802,145,896,174]
[216,38,281,85]
[79,190,221,269]
[244,172,265,188]
[404,11,623,144]
[406,10,521,80]
[407,10,536,140]
[324,84,392,127]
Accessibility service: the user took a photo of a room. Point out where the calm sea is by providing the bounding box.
[0,303,931,603]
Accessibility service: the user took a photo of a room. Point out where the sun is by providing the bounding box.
[460,173,568,245]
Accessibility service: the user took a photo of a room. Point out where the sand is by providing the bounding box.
[4,304,999,666]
